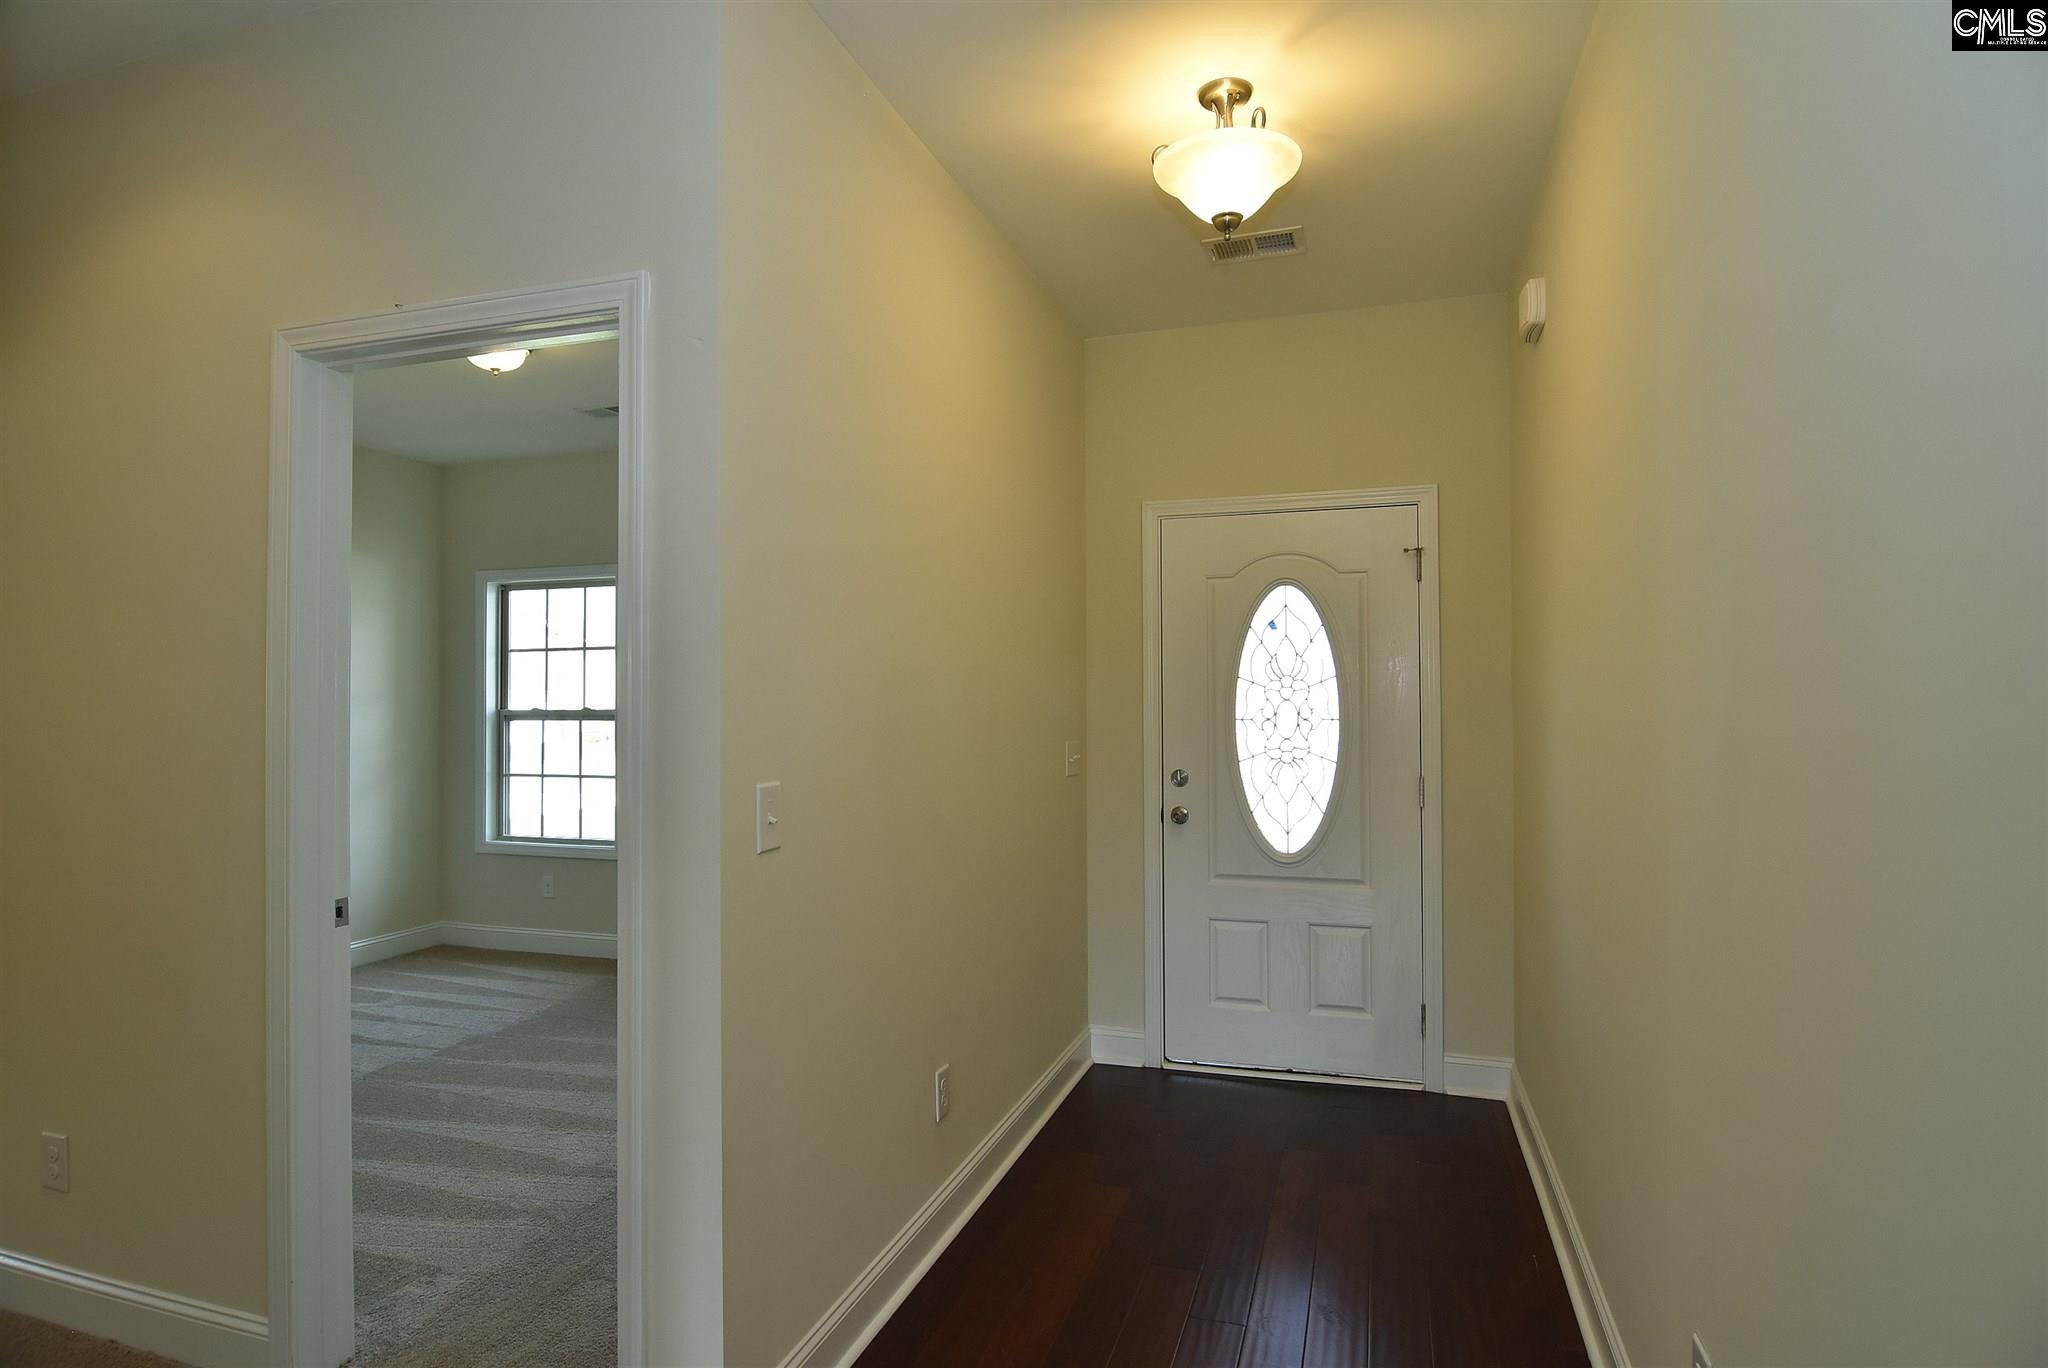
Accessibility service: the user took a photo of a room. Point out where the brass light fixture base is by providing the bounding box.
[1196,76,1254,127]
[1211,212,1245,237]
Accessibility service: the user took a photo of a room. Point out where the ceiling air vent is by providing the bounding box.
[1204,225,1305,264]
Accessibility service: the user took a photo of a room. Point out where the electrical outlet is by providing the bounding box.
[933,1065,951,1124]
[540,872,556,899]
[41,1133,68,1192]
[1692,1333,1712,1368]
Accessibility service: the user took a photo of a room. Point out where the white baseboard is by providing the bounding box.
[1507,1067,1629,1368]
[349,919,618,965]
[0,1249,268,1368]
[347,922,442,967]
[1088,1025,1147,1067]
[775,1028,1092,1368]
[1089,1030,1507,1098]
[437,921,617,959]
[1443,1052,1513,1099]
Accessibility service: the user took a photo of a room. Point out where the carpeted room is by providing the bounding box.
[349,947,615,1368]
[340,339,626,1366]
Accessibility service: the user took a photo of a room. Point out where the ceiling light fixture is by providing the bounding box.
[466,349,530,375]
[1151,77,1302,239]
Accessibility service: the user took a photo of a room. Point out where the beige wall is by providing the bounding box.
[440,451,619,937]
[0,5,723,1352]
[349,445,620,942]
[717,3,1087,1362]
[1084,294,1516,1059]
[1511,3,2047,1362]
[350,448,444,942]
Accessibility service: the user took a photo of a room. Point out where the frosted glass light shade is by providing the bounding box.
[1152,126,1302,230]
[467,348,530,374]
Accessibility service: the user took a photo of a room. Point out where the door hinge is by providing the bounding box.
[333,896,350,928]
[1417,774,1425,808]
[1404,545,1425,582]
[1420,1003,1428,1038]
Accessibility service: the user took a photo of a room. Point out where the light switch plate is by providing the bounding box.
[1692,1333,1712,1368]
[756,782,782,853]
[1064,740,1082,778]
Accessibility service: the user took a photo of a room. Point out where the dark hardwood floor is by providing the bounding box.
[856,1065,1588,1368]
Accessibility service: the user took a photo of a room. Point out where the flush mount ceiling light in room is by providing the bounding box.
[1151,77,1303,238]
[467,349,530,375]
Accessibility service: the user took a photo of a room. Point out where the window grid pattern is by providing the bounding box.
[497,581,617,844]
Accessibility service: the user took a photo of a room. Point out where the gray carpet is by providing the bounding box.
[0,1310,182,1368]
[351,946,616,1368]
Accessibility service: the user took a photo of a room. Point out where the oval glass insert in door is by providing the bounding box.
[1233,581,1341,858]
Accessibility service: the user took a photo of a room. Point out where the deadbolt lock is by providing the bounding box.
[1170,768,1189,787]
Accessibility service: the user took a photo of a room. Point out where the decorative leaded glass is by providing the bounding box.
[1234,583,1340,856]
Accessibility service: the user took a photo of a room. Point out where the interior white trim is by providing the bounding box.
[1443,1053,1514,1099]
[350,921,619,966]
[774,1030,1092,1368]
[1089,1026,1147,1067]
[439,921,618,960]
[1167,1061,1422,1091]
[1507,1066,1629,1368]
[473,561,620,860]
[346,923,443,968]
[1140,486,1447,1092]
[268,274,664,1368]
[0,1249,268,1368]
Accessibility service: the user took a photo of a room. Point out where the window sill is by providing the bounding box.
[477,838,618,862]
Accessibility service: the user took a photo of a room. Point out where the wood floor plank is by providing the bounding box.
[1041,1149,1185,1366]
[1364,1132,1433,1368]
[1301,1182,1371,1368]
[965,1182,1129,1368]
[1105,1265,1200,1368]
[1237,1148,1321,1368]
[1171,1319,1247,1368]
[856,1070,1582,1368]
[1186,1142,1279,1326]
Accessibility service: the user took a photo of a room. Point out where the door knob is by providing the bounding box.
[1169,805,1190,825]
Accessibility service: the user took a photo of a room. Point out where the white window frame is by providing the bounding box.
[476,562,620,859]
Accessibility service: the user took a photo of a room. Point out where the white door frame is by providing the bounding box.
[266,275,654,1367]
[1141,486,1446,1093]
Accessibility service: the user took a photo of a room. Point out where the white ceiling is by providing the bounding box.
[0,0,342,98]
[811,0,1596,337]
[4,0,1594,338]
[353,339,620,465]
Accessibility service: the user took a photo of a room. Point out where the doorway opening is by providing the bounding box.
[266,278,662,1368]
[346,334,621,1365]
[1140,488,1446,1091]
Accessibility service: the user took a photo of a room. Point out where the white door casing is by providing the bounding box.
[267,276,670,1368]
[1145,490,1443,1088]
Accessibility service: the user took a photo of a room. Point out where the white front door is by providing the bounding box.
[1160,505,1424,1081]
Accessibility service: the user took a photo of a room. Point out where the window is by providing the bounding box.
[1234,582,1340,858]
[481,567,617,855]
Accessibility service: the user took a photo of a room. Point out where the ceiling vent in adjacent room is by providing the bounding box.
[1203,225,1305,263]
[581,404,621,419]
